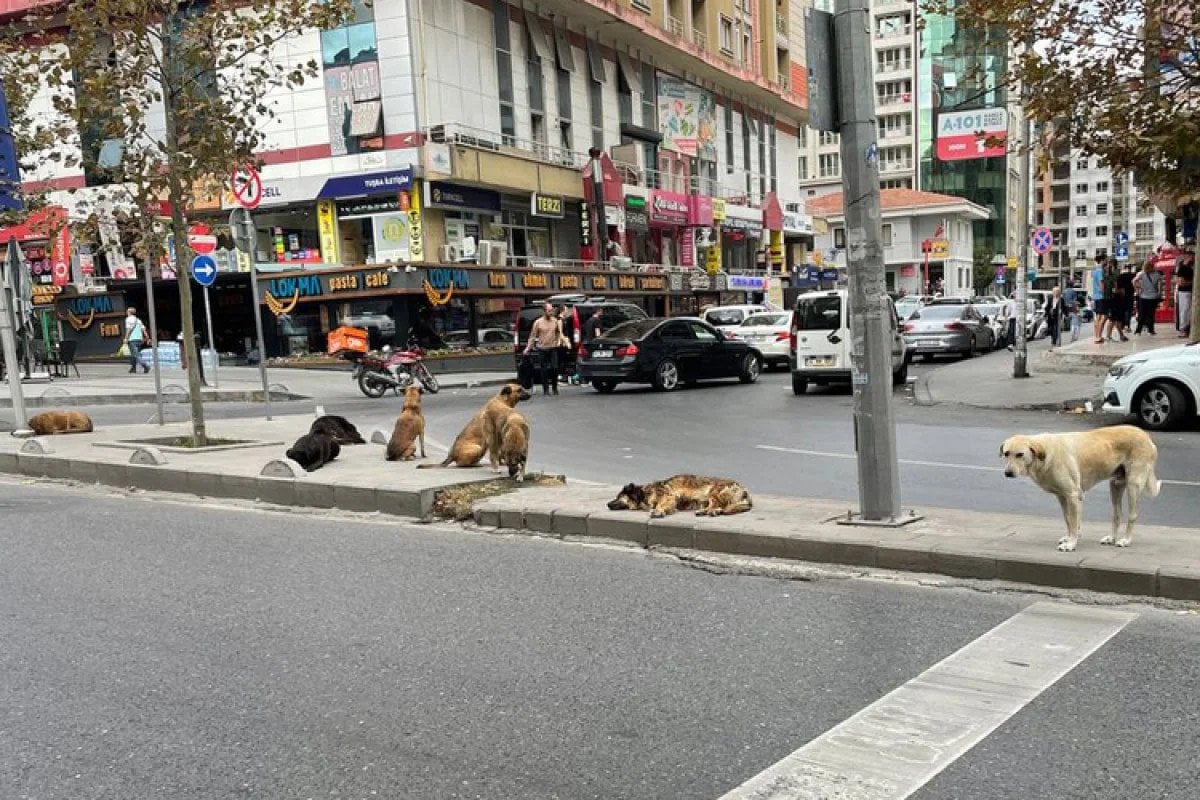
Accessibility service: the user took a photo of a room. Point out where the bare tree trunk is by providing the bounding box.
[1191,238,1199,345]
[161,18,207,447]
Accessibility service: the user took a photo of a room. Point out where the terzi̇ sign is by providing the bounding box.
[531,193,565,219]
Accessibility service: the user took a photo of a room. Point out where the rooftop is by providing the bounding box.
[806,188,991,220]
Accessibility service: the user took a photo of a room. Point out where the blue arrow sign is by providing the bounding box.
[1115,231,1129,246]
[1115,245,1130,262]
[190,254,217,287]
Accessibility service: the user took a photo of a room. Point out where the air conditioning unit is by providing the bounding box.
[438,244,458,262]
[430,124,448,143]
[476,240,508,266]
[610,256,633,271]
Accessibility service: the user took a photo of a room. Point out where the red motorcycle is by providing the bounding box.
[342,338,440,397]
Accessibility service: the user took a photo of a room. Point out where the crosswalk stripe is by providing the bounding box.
[717,601,1136,800]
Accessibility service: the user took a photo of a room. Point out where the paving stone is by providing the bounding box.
[551,510,589,537]
[220,474,261,502]
[498,508,525,530]
[186,470,226,499]
[1157,565,1200,602]
[583,511,649,546]
[333,485,378,513]
[294,480,336,509]
[376,489,422,518]
[67,460,101,484]
[257,478,297,507]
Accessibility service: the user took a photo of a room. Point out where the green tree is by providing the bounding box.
[929,0,1199,339]
[973,246,997,296]
[2,0,354,445]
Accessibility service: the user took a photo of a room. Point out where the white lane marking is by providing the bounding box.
[718,601,1136,800]
[755,445,1200,486]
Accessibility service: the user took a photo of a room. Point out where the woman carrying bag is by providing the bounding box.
[1133,261,1164,335]
[121,307,151,374]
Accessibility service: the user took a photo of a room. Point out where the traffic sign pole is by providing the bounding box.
[230,208,271,420]
[202,286,218,391]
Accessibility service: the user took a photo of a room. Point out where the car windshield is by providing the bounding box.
[603,319,661,341]
[912,306,963,320]
[705,309,745,326]
[976,304,1000,316]
[741,313,788,327]
[793,296,842,330]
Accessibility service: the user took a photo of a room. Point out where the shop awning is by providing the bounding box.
[0,206,65,244]
[349,100,383,138]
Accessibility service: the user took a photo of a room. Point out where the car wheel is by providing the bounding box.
[738,353,761,384]
[892,361,908,386]
[591,379,617,394]
[964,337,978,358]
[792,375,808,395]
[1136,382,1188,430]
[653,359,680,391]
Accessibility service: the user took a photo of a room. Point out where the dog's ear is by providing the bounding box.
[500,385,513,396]
[1029,441,1046,461]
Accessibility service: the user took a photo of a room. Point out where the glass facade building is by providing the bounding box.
[918,9,1010,258]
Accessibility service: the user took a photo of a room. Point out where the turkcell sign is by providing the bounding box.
[936,108,1008,161]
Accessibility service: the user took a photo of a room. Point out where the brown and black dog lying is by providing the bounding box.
[27,410,94,435]
[419,383,531,470]
[607,475,753,518]
[310,414,366,445]
[286,431,341,472]
[386,386,426,462]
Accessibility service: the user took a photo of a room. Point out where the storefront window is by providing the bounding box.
[276,307,323,356]
[335,298,396,349]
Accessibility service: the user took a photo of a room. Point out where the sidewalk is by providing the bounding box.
[1,418,1197,601]
[914,340,1103,411]
[0,362,516,409]
[1038,333,1188,374]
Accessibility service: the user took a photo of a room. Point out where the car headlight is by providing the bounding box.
[1108,360,1146,378]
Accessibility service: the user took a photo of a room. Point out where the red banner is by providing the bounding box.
[49,224,71,286]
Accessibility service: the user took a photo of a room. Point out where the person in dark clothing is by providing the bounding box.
[1045,286,1066,348]
[1111,263,1134,342]
[582,308,603,344]
[409,308,444,350]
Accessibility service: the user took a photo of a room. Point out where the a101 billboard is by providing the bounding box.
[936,108,1008,161]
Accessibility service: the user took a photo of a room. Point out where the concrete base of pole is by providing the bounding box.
[834,509,925,528]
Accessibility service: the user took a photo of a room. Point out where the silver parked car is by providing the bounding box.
[901,303,995,359]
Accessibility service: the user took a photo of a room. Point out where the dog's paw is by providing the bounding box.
[1058,535,1072,546]
[649,510,665,519]
[1115,538,1132,548]
[1056,539,1078,552]
[1100,535,1115,545]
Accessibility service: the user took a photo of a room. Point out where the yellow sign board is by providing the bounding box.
[1007,256,1018,269]
[316,200,339,264]
[408,184,424,262]
[930,239,950,260]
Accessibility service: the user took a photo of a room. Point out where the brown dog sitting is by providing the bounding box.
[27,410,94,435]
[386,386,425,462]
[418,383,531,469]
[498,411,530,482]
[607,475,753,518]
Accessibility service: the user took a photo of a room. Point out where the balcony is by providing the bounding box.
[875,61,912,76]
[776,14,789,47]
[880,160,914,174]
[426,122,590,170]
[692,29,708,50]
[667,15,686,39]
[876,93,912,108]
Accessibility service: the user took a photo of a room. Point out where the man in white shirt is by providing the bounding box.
[123,308,150,374]
[1001,294,1018,351]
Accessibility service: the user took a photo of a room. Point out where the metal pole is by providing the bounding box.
[589,150,610,264]
[202,285,218,390]
[143,235,166,425]
[1013,118,1031,378]
[1,241,31,434]
[835,0,900,521]
[247,262,271,420]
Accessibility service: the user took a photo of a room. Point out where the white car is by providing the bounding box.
[1102,343,1200,430]
[443,328,514,349]
[702,304,769,336]
[727,311,792,369]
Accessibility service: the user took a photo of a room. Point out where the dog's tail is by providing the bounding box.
[416,456,455,469]
[1146,467,1162,498]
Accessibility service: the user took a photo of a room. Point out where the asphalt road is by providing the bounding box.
[12,358,1199,528]
[2,481,1198,800]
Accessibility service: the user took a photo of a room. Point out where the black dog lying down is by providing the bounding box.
[287,431,341,472]
[311,415,365,444]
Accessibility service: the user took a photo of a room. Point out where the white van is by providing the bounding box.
[789,290,910,395]
[702,304,769,336]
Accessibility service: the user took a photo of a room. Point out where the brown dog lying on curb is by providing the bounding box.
[607,475,753,518]
[419,383,530,469]
[386,386,425,461]
[27,410,94,435]
[1000,425,1161,552]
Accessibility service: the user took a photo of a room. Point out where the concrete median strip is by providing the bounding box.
[2,418,1197,601]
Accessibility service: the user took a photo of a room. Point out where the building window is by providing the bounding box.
[768,119,777,193]
[876,79,912,105]
[1096,181,1109,193]
[1075,183,1088,194]
[719,16,734,53]
[725,102,735,170]
[1075,205,1087,216]
[1095,202,1108,215]
[1076,158,1088,170]
[1076,249,1087,259]
[798,155,807,180]
[493,0,515,143]
[1135,222,1154,239]
[1075,227,1088,239]
[586,40,606,149]
[834,227,846,248]
[881,177,912,189]
[875,13,910,38]
[1095,225,1108,237]
[819,131,838,147]
[881,223,893,247]
[640,62,656,131]
[555,26,573,153]
[875,47,910,74]
[819,153,840,178]
[878,114,910,139]
[741,25,753,66]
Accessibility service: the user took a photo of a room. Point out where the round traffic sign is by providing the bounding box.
[1031,227,1054,255]
[190,254,218,287]
[230,166,263,210]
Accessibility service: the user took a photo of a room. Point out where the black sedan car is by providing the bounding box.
[578,317,763,392]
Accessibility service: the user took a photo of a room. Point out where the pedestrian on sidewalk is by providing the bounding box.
[1045,287,1066,349]
[523,301,562,396]
[1063,282,1081,342]
[1175,254,1193,338]
[1002,293,1017,351]
[122,308,150,374]
[1091,255,1110,344]
[1133,260,1163,335]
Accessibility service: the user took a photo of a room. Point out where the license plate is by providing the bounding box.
[806,356,835,367]
[915,341,940,349]
[592,350,613,359]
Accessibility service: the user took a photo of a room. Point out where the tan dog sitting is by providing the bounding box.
[386,386,425,461]
[418,383,531,469]
[28,410,94,435]
[498,411,530,482]
[1000,425,1161,552]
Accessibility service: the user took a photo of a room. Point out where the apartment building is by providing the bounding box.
[1034,141,1168,283]
[796,0,918,199]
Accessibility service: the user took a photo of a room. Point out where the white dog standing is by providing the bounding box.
[1000,425,1161,552]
